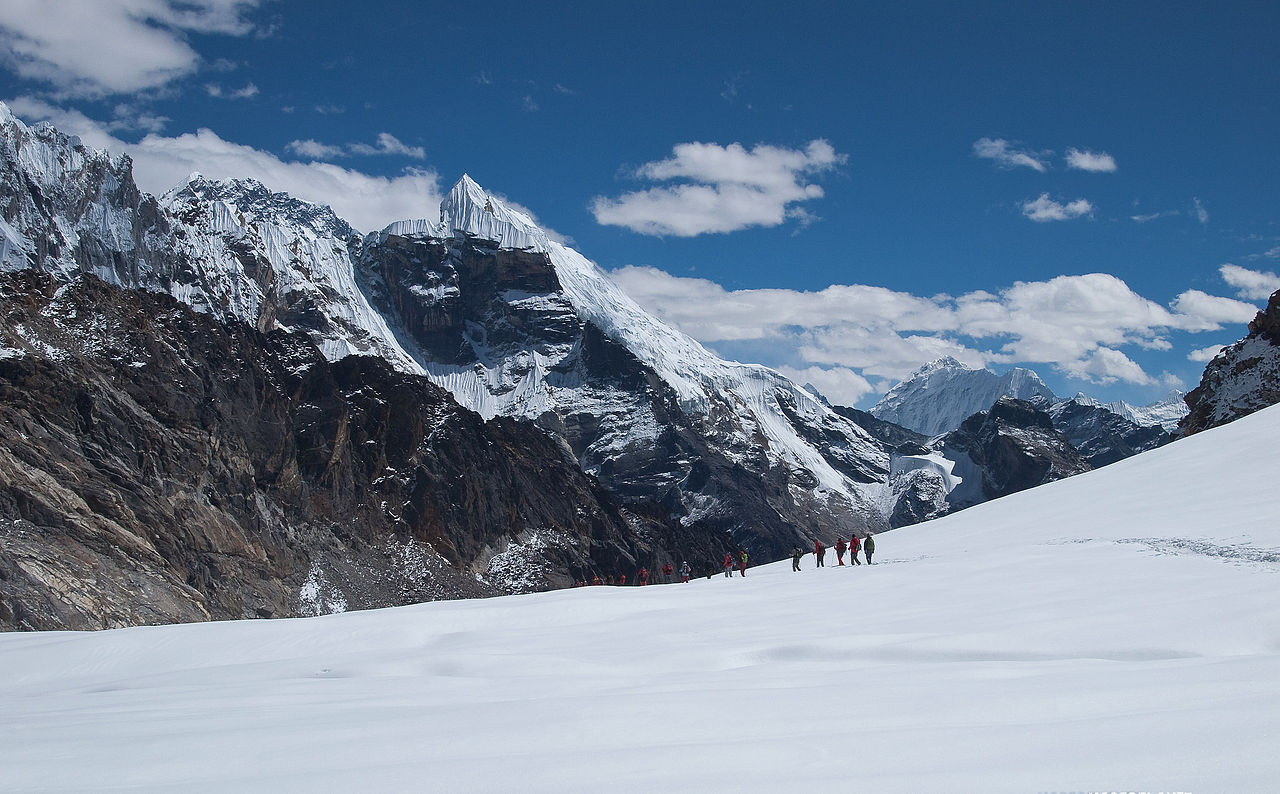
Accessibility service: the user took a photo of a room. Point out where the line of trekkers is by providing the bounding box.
[573,535,876,588]
[791,534,875,571]
[575,548,752,588]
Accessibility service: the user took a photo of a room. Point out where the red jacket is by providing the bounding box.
[851,536,862,551]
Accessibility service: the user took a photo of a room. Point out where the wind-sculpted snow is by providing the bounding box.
[161,175,424,372]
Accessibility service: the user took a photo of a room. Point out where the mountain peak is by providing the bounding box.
[915,355,974,376]
[440,174,544,250]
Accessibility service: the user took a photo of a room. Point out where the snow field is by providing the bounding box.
[2,406,1280,792]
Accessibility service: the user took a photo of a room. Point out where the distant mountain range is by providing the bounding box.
[2,101,1277,630]
[870,355,1188,436]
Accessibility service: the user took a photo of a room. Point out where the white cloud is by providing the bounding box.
[1071,347,1152,385]
[591,140,845,236]
[972,138,1049,172]
[206,82,258,100]
[0,0,260,98]
[285,139,347,160]
[1219,263,1280,300]
[776,366,875,407]
[1131,210,1178,223]
[6,97,441,233]
[285,132,426,162]
[1169,289,1259,329]
[1065,148,1117,172]
[1187,344,1226,363]
[1021,193,1094,222]
[609,265,1254,393]
[1193,197,1209,224]
[348,132,425,159]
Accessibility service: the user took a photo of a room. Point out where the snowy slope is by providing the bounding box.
[4,404,1278,792]
[871,356,1055,435]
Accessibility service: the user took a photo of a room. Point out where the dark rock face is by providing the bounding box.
[356,232,879,560]
[0,272,677,630]
[1180,289,1280,436]
[831,406,929,449]
[940,397,1091,510]
[1047,399,1169,468]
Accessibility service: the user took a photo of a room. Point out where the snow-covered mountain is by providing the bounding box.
[870,356,1055,436]
[871,355,1188,436]
[355,175,893,551]
[1,104,906,575]
[1060,390,1187,432]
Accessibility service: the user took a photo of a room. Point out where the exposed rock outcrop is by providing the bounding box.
[1046,399,1169,468]
[939,398,1091,510]
[0,272,684,630]
[1180,289,1280,436]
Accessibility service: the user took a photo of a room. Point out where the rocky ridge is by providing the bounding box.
[0,271,687,630]
[1180,288,1280,436]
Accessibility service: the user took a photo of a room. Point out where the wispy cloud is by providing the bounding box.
[1131,210,1179,223]
[348,133,424,159]
[284,139,346,159]
[972,137,1049,172]
[0,0,261,98]
[608,265,1259,404]
[1065,148,1117,172]
[286,132,423,160]
[1193,197,1209,224]
[205,82,258,100]
[1219,263,1280,300]
[1021,193,1093,222]
[591,140,845,237]
[7,97,441,233]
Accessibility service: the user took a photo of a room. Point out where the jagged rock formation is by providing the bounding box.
[1180,289,1280,436]
[938,398,1091,510]
[871,357,1056,436]
[1046,398,1169,468]
[0,272,687,630]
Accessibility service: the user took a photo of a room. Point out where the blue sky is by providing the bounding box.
[2,1,1278,408]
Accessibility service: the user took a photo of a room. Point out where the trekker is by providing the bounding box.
[864,534,876,564]
[791,547,803,571]
[662,562,674,583]
[619,573,627,585]
[679,561,691,583]
[814,540,826,567]
[835,537,847,566]
[723,553,734,578]
[638,567,649,586]
[738,550,749,576]
[850,535,862,565]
